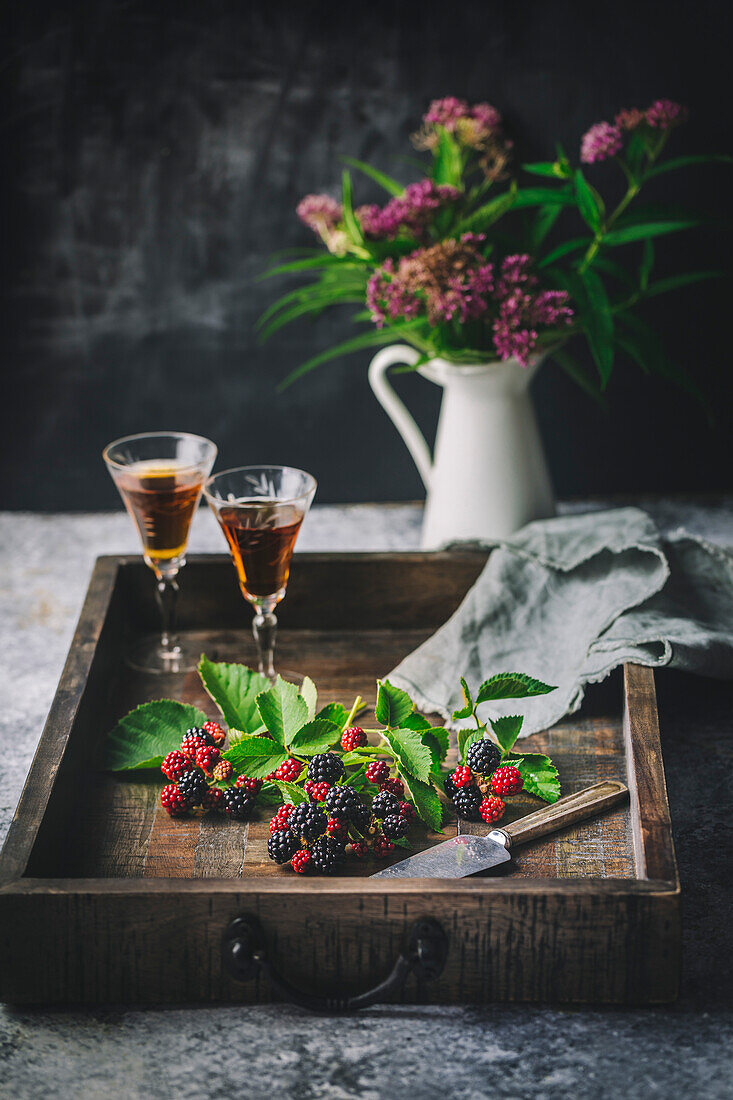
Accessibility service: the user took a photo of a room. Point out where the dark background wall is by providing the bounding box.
[2,0,731,510]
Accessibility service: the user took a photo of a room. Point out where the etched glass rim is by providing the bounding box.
[102,431,218,473]
[204,464,317,508]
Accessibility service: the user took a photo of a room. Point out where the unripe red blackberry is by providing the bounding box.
[201,786,224,812]
[382,814,408,840]
[398,801,416,823]
[291,849,311,874]
[212,760,233,782]
[479,795,506,823]
[194,744,221,775]
[491,765,523,797]
[365,761,389,784]
[350,840,370,860]
[371,789,399,819]
[202,720,226,747]
[161,750,190,783]
[274,757,303,782]
[308,781,331,802]
[452,765,473,788]
[180,733,207,761]
[326,816,347,840]
[236,775,262,794]
[340,726,367,751]
[466,738,501,778]
[379,777,405,798]
[177,769,208,807]
[269,804,294,834]
[160,783,190,817]
[267,828,299,865]
[372,835,395,857]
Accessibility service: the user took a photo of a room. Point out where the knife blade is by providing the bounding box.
[371,779,628,879]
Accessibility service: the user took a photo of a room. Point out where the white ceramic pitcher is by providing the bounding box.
[368,344,555,549]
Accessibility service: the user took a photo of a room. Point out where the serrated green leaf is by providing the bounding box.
[491,715,524,755]
[345,764,369,791]
[315,702,349,729]
[457,726,485,764]
[398,772,444,832]
[340,155,404,196]
[424,726,450,763]
[288,718,341,755]
[256,677,309,747]
[475,673,556,704]
[300,676,318,720]
[375,680,414,728]
[275,781,309,805]
[222,736,288,779]
[503,754,561,803]
[382,727,432,782]
[257,782,283,806]
[574,169,603,231]
[198,656,270,734]
[452,676,474,720]
[402,712,431,731]
[104,700,209,771]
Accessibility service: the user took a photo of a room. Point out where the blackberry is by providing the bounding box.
[186,725,216,747]
[443,773,457,799]
[373,835,395,857]
[466,738,500,778]
[379,777,404,798]
[324,785,358,819]
[177,769,208,807]
[349,799,372,833]
[350,840,369,860]
[160,783,189,817]
[267,828,299,864]
[307,752,344,785]
[365,761,389,784]
[180,733,207,761]
[307,781,331,802]
[451,765,473,788]
[326,817,347,839]
[491,765,523,797]
[194,744,221,775]
[291,849,311,874]
[236,775,262,794]
[269,804,294,834]
[371,789,399,819]
[382,814,408,840]
[201,786,223,812]
[309,836,345,875]
[398,800,417,823]
[479,795,506,823]
[222,788,255,820]
[290,802,327,842]
[202,720,226,747]
[161,750,190,783]
[452,784,483,822]
[275,758,303,782]
[212,760,233,782]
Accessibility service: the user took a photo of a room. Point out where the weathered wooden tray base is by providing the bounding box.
[0,554,680,1005]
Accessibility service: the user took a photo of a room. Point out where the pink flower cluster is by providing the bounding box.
[492,256,573,366]
[581,98,688,164]
[367,244,572,366]
[296,194,342,232]
[416,97,506,155]
[357,180,461,241]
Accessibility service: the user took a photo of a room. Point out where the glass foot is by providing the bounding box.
[125,634,203,674]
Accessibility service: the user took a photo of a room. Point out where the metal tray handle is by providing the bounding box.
[222,915,448,1013]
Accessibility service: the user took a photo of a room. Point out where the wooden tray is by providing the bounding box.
[0,553,680,1005]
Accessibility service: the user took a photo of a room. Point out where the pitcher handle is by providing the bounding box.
[368,345,433,491]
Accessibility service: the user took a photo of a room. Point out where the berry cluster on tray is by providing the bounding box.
[104,656,561,875]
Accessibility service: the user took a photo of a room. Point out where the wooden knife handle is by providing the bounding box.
[502,780,629,846]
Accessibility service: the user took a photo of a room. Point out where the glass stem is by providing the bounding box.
[155,573,180,656]
[252,598,278,681]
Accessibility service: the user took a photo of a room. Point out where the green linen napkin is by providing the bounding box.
[388,507,733,736]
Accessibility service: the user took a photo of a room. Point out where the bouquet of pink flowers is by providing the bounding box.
[261,96,729,400]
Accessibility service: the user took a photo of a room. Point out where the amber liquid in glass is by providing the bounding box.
[115,461,204,563]
[217,501,304,598]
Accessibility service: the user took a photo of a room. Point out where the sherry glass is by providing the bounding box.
[103,431,217,673]
[204,465,316,681]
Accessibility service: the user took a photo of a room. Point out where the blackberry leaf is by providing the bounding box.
[475,672,556,704]
[104,700,208,771]
[198,656,270,733]
[503,753,561,803]
[490,715,523,755]
[256,677,309,747]
[382,727,432,782]
[375,680,414,728]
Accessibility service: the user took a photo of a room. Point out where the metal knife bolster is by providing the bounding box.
[486,828,512,853]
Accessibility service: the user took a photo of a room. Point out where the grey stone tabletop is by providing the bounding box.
[1,499,732,1100]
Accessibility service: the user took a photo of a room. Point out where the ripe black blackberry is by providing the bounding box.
[186,724,216,747]
[324,785,358,819]
[371,789,399,819]
[382,814,408,840]
[443,772,457,799]
[177,769,208,807]
[222,788,255,820]
[290,801,328,841]
[306,752,344,785]
[309,836,345,875]
[350,799,372,833]
[452,784,483,821]
[466,738,501,777]
[267,828,299,865]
